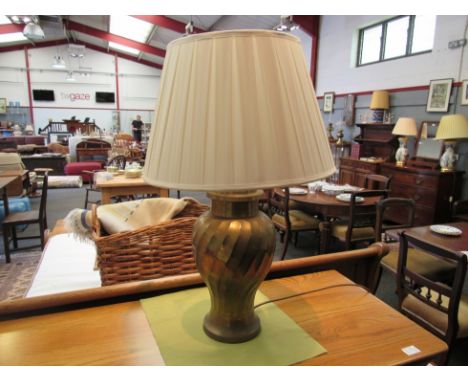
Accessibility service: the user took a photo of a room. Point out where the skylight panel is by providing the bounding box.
[109,41,140,56]
[0,32,28,43]
[109,15,153,43]
[0,15,12,24]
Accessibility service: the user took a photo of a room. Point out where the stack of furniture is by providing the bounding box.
[339,120,464,226]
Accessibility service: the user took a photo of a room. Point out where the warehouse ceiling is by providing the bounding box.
[0,15,286,70]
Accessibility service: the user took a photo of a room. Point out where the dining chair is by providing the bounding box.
[330,189,388,251]
[83,155,127,209]
[374,198,456,292]
[364,173,392,191]
[397,231,468,364]
[269,188,321,261]
[2,173,48,263]
[452,199,468,221]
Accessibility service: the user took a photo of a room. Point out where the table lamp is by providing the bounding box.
[143,30,336,344]
[392,117,417,167]
[435,114,468,172]
[369,90,390,123]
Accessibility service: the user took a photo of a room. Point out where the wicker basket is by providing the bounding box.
[92,198,209,286]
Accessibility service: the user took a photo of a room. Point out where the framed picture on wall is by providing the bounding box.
[426,78,453,112]
[0,98,6,114]
[323,92,335,113]
[461,80,468,106]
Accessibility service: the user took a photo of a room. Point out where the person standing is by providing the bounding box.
[131,115,144,143]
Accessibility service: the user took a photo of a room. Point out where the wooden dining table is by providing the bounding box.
[274,187,383,253]
[386,221,468,254]
[0,269,447,365]
[0,176,18,218]
[95,174,169,204]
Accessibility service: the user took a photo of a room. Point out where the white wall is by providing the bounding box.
[316,15,468,95]
[0,44,161,134]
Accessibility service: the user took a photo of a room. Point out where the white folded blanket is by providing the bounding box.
[96,197,196,234]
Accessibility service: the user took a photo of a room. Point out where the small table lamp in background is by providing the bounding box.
[144,30,336,343]
[435,114,468,172]
[369,90,390,123]
[392,117,418,167]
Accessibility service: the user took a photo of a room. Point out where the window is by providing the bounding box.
[357,15,436,66]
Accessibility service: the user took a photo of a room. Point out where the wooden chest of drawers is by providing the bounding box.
[380,163,463,225]
[339,157,380,188]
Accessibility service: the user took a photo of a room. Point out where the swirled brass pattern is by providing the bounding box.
[193,191,275,343]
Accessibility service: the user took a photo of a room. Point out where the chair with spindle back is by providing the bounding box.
[374,198,456,292]
[330,190,388,251]
[269,188,320,261]
[1,173,49,263]
[397,231,468,364]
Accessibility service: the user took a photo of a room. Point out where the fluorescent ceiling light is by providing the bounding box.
[23,22,45,40]
[110,15,153,43]
[0,15,12,24]
[109,41,139,56]
[0,32,28,43]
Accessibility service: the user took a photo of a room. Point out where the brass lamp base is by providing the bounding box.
[193,190,275,343]
[440,167,455,173]
[396,161,405,167]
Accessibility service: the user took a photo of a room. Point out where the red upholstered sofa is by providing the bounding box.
[64,161,103,183]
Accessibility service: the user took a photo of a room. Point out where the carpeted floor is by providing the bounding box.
[0,249,42,300]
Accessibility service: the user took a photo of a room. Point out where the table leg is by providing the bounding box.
[319,221,331,254]
[159,188,169,198]
[101,190,111,205]
[2,187,9,216]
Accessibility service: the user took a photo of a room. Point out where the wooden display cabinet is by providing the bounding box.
[354,123,398,160]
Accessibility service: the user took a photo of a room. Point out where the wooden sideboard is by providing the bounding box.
[339,158,463,225]
[339,157,380,188]
[379,163,463,225]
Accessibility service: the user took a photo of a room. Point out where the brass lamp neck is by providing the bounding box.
[208,190,263,219]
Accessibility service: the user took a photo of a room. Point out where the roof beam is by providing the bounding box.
[65,20,166,58]
[75,39,163,70]
[0,38,69,53]
[132,15,205,34]
[0,23,24,34]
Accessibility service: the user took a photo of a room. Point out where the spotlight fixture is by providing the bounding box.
[23,17,45,40]
[274,15,299,32]
[65,72,76,82]
[184,17,194,36]
[52,55,66,69]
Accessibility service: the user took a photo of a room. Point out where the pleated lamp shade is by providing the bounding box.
[143,30,335,191]
[435,114,468,141]
[370,90,390,110]
[392,117,418,136]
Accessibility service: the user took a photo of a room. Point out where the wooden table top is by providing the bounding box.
[275,187,382,218]
[95,174,150,188]
[0,176,18,190]
[0,170,29,178]
[0,270,447,365]
[386,221,468,254]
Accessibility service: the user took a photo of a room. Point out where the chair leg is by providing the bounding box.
[11,226,18,249]
[280,230,291,261]
[39,220,45,250]
[84,189,90,209]
[2,225,11,263]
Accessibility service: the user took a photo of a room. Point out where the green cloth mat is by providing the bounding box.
[140,286,326,366]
